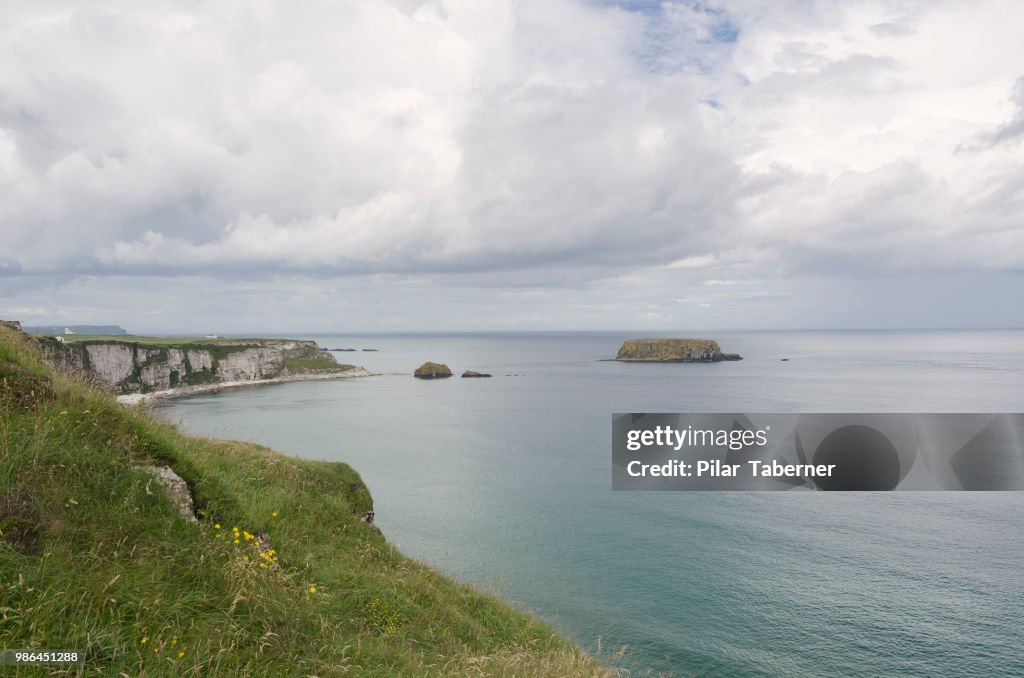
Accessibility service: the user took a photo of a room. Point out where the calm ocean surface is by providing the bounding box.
[157,331,1024,677]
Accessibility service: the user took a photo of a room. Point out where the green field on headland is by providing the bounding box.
[38,335,275,346]
[0,326,611,676]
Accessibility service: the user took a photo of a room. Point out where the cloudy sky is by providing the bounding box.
[1,0,1022,332]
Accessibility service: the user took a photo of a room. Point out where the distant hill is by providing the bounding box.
[24,324,127,336]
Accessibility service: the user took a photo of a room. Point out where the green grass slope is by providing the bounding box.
[0,326,611,677]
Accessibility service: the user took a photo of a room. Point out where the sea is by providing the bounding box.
[156,330,1024,677]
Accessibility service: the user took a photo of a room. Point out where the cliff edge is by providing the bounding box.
[0,324,609,676]
[38,336,362,394]
[615,338,742,362]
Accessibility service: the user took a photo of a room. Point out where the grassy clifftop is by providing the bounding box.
[36,335,275,345]
[0,326,609,676]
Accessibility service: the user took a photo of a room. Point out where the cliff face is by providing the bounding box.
[615,338,742,362]
[40,338,352,393]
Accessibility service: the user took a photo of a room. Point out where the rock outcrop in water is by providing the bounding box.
[39,337,358,394]
[414,362,453,378]
[615,338,742,362]
[461,370,492,378]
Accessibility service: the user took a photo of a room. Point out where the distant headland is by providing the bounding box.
[32,334,371,403]
[615,338,742,362]
[23,324,127,336]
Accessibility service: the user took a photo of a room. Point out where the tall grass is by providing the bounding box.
[0,326,618,676]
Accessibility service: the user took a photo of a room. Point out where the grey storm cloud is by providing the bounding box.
[1,0,1023,331]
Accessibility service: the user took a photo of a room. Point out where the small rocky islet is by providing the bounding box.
[413,361,453,379]
[413,363,494,379]
[414,338,742,380]
[614,338,742,362]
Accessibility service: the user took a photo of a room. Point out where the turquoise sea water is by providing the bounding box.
[158,331,1024,676]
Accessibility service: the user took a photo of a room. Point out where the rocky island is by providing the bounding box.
[414,361,453,378]
[615,338,742,362]
[461,370,492,378]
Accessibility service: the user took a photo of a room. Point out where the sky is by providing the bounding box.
[1,0,1022,333]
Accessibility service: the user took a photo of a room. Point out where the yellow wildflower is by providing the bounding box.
[272,512,278,517]
[214,524,220,529]
[233,539,240,545]
[171,638,177,647]
[141,638,148,645]
[178,651,184,658]
[309,586,316,593]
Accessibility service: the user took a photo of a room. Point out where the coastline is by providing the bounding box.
[1,325,606,675]
[116,367,375,405]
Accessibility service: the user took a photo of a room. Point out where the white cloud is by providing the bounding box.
[1,0,1022,328]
